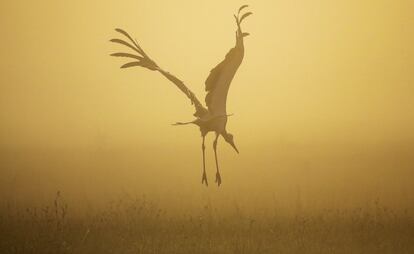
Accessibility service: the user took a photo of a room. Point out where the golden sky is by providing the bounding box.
[0,0,413,209]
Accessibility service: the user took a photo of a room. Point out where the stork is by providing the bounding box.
[110,5,252,186]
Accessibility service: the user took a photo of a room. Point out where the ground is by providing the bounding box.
[1,194,413,254]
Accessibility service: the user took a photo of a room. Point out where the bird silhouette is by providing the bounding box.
[110,5,252,186]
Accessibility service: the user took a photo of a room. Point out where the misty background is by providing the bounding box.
[0,0,413,213]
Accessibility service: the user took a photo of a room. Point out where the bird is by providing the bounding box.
[110,5,252,186]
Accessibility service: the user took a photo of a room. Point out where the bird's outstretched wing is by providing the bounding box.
[204,6,252,116]
[110,28,208,118]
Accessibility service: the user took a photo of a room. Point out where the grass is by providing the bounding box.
[1,192,413,254]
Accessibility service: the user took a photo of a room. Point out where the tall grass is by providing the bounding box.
[0,192,413,254]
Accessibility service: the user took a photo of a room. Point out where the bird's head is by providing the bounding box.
[222,132,239,154]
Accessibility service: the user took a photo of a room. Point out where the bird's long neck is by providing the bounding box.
[221,130,230,139]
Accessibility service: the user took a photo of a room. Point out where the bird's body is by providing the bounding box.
[198,116,228,136]
[111,6,252,186]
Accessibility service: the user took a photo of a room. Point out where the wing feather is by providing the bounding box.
[120,61,144,68]
[238,5,249,13]
[110,39,142,55]
[111,52,143,61]
[114,28,147,56]
[239,12,253,24]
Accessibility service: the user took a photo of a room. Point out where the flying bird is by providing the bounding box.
[110,6,252,186]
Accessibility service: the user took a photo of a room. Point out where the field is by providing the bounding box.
[1,192,413,254]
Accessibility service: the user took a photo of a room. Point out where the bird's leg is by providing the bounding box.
[213,133,222,186]
[201,135,208,186]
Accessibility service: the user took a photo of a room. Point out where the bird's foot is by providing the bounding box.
[201,172,208,186]
[215,172,222,187]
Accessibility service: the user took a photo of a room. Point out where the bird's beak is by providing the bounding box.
[230,140,239,154]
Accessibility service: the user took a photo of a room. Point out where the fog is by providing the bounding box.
[1,0,413,214]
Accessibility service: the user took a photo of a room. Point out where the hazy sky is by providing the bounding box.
[0,0,413,209]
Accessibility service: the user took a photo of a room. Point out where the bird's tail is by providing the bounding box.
[172,120,195,126]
